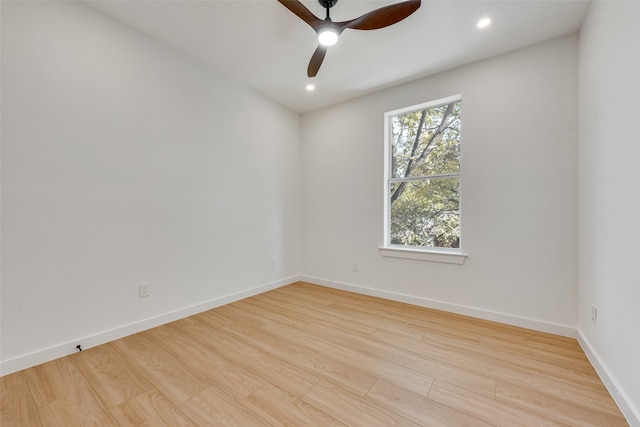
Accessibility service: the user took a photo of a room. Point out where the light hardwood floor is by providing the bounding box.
[0,282,629,426]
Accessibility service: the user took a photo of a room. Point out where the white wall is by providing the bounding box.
[0,1,301,372]
[301,35,579,334]
[578,1,640,424]
[4,5,637,422]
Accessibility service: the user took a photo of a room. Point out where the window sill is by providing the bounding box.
[379,246,467,265]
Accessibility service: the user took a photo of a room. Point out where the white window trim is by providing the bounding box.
[382,94,466,264]
[379,246,467,264]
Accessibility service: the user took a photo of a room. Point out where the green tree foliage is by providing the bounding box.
[390,101,461,248]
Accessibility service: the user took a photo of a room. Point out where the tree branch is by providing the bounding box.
[390,103,457,204]
[391,109,426,204]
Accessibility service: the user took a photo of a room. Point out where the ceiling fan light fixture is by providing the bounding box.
[317,27,339,46]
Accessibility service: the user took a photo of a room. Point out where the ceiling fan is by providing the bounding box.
[278,0,421,77]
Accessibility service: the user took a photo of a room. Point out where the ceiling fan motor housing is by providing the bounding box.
[318,0,338,9]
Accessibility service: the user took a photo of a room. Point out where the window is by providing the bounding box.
[382,95,465,263]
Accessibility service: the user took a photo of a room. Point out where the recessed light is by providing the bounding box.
[477,17,491,29]
[306,84,315,91]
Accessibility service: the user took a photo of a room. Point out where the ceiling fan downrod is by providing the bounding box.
[318,0,337,19]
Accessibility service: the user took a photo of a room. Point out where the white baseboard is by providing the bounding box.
[577,330,640,427]
[300,275,577,338]
[0,276,301,376]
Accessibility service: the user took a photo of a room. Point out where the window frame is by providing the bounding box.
[381,94,467,264]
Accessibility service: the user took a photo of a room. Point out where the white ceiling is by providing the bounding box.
[88,0,590,114]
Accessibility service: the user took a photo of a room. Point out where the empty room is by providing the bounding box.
[1,0,638,425]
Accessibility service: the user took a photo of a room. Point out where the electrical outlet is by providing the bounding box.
[352,262,359,272]
[139,282,150,298]
[271,259,276,270]
[591,304,597,322]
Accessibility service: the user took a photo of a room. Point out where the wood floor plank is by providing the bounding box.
[301,319,497,397]
[478,334,595,373]
[428,380,569,427]
[273,285,426,339]
[232,298,311,331]
[275,283,406,317]
[75,408,121,427]
[318,303,428,339]
[0,371,26,391]
[496,380,628,427]
[436,339,619,411]
[282,283,502,343]
[23,356,89,407]
[71,343,154,408]
[421,327,481,347]
[242,382,347,427]
[271,283,335,306]
[248,292,378,336]
[178,386,271,427]
[1,282,629,426]
[475,335,606,389]
[209,305,377,397]
[145,322,267,400]
[260,319,435,397]
[110,389,196,426]
[365,379,493,427]
[110,333,212,406]
[37,379,118,426]
[303,380,421,427]
[373,328,622,416]
[180,314,321,397]
[1,382,44,427]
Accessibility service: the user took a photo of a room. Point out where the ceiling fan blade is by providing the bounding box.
[277,0,323,31]
[308,45,328,78]
[338,0,421,31]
